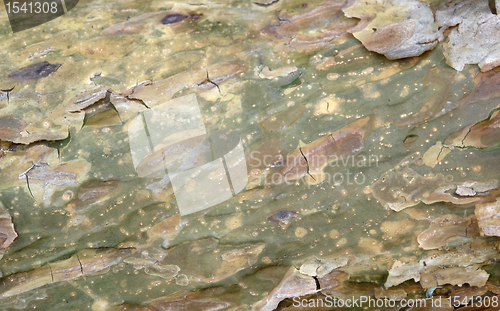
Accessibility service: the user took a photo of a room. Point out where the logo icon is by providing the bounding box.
[3,0,79,33]
[128,93,248,216]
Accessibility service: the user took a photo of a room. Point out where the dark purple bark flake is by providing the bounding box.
[161,13,188,25]
[7,143,20,152]
[189,13,203,20]
[267,210,298,223]
[8,61,61,82]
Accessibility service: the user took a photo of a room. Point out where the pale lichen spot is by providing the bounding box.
[329,229,339,239]
[295,227,307,238]
[360,83,380,99]
[225,214,243,229]
[336,237,347,247]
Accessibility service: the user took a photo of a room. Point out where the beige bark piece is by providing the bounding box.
[420,266,489,288]
[445,107,500,150]
[385,260,422,288]
[417,214,476,250]
[0,248,134,299]
[385,240,498,288]
[0,94,84,144]
[438,0,500,72]
[253,267,317,311]
[475,198,500,237]
[280,114,380,184]
[456,185,476,196]
[0,201,17,251]
[147,290,231,311]
[366,165,444,212]
[109,93,148,122]
[318,270,352,297]
[66,86,108,112]
[362,20,415,55]
[128,62,247,107]
[344,0,500,71]
[462,109,500,149]
[368,153,499,211]
[263,0,364,53]
[422,142,451,168]
[343,0,441,59]
[101,12,166,36]
[424,180,498,206]
[299,255,349,278]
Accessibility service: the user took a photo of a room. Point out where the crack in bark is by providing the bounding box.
[76,254,84,277]
[417,38,440,45]
[460,126,473,146]
[57,129,71,162]
[198,69,222,95]
[312,276,321,290]
[436,145,444,162]
[20,161,48,198]
[126,82,152,110]
[106,91,124,123]
[48,264,54,283]
[298,144,316,182]
[131,97,151,110]
[1,86,14,105]
[459,108,500,148]
[276,11,294,26]
[284,35,296,47]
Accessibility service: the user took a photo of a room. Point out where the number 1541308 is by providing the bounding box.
[448,295,498,308]
[6,2,59,14]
